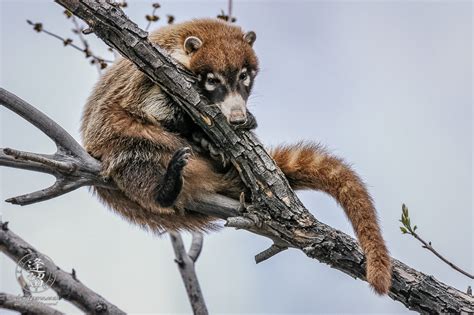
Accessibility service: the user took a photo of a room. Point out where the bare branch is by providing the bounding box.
[411,232,473,279]
[400,204,473,279]
[187,232,204,262]
[0,87,114,205]
[0,220,126,314]
[169,232,208,315]
[255,244,288,264]
[0,292,64,315]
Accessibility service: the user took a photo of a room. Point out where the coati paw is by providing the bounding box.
[236,111,258,130]
[156,147,191,208]
[169,147,192,173]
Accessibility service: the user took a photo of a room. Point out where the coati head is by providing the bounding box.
[151,19,259,126]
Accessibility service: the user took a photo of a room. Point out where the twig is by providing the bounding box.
[187,232,204,262]
[400,204,473,279]
[0,292,64,315]
[26,19,112,71]
[69,15,106,72]
[169,232,208,315]
[0,221,126,314]
[145,3,161,31]
[255,244,288,264]
[228,0,233,23]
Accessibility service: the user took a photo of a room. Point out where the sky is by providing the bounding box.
[0,0,472,314]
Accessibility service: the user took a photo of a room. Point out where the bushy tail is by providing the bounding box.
[270,142,392,294]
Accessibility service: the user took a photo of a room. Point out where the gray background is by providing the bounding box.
[1,0,472,314]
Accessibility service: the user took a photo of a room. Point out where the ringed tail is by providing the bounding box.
[270,142,392,294]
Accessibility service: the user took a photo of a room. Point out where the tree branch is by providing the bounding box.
[0,292,64,315]
[0,87,114,205]
[169,232,208,315]
[0,221,126,314]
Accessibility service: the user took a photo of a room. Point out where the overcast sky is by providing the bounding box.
[1,0,472,314]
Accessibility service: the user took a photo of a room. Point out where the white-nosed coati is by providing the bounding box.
[81,19,392,294]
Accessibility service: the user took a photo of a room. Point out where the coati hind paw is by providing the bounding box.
[155,147,191,208]
[169,147,192,172]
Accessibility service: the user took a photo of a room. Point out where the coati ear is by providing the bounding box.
[243,31,256,46]
[184,36,202,54]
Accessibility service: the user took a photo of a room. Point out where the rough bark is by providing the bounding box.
[0,221,126,314]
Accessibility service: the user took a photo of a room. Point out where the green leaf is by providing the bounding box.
[400,227,408,234]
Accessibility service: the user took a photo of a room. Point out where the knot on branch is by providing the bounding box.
[95,302,108,313]
[1,222,9,231]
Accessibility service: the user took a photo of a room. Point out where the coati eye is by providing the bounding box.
[239,72,248,81]
[204,73,220,91]
[206,77,219,85]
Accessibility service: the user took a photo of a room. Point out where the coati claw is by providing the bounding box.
[200,137,210,150]
[238,192,247,213]
[170,147,192,171]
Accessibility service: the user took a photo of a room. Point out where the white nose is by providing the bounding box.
[220,93,247,125]
[229,108,247,125]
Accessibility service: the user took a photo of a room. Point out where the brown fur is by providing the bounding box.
[81,19,391,294]
[270,143,392,294]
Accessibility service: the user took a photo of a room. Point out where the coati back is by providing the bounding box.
[81,19,391,294]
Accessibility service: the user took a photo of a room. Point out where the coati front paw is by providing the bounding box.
[235,111,258,130]
[155,147,191,208]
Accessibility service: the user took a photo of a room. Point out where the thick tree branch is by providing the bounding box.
[0,292,64,315]
[169,232,208,315]
[0,221,126,314]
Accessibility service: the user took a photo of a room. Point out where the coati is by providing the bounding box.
[81,19,392,294]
